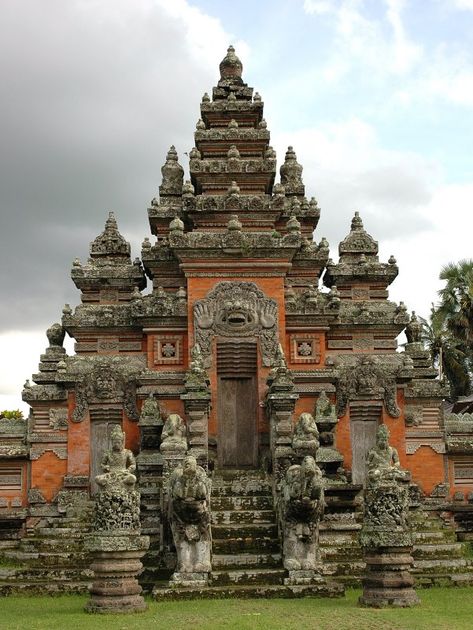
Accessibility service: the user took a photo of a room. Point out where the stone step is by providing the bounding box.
[210,568,286,586]
[211,482,272,498]
[0,580,89,596]
[415,572,473,588]
[212,553,282,570]
[413,543,464,559]
[0,566,93,582]
[319,533,360,547]
[413,558,468,572]
[319,521,362,533]
[211,510,276,525]
[212,523,278,539]
[3,549,89,567]
[321,546,362,562]
[211,495,273,511]
[35,527,86,537]
[152,581,344,600]
[212,469,269,482]
[320,560,366,577]
[413,530,456,543]
[213,535,280,554]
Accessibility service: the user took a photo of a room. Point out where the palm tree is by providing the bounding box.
[437,259,473,355]
[420,307,471,399]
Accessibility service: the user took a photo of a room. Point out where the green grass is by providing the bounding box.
[1,588,473,630]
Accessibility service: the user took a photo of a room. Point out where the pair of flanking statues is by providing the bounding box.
[88,392,416,606]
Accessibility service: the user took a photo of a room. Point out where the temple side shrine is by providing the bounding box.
[2,47,473,597]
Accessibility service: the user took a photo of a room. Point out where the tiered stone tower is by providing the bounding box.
[1,47,472,597]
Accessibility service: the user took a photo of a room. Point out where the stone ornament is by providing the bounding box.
[94,426,140,532]
[194,281,279,367]
[280,456,325,576]
[336,355,401,418]
[168,455,212,584]
[160,413,188,455]
[160,145,184,196]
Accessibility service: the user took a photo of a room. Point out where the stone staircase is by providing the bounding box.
[0,513,93,595]
[152,468,342,600]
[411,509,473,587]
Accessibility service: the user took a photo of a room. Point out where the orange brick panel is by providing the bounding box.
[31,452,67,503]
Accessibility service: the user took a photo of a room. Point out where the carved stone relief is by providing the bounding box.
[194,281,278,367]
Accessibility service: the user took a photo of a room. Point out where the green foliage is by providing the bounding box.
[0,409,24,420]
[422,259,473,399]
[2,589,473,630]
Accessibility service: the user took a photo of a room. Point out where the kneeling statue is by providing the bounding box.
[169,455,212,578]
[281,455,325,571]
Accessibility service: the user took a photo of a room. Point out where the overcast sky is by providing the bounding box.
[1,0,472,412]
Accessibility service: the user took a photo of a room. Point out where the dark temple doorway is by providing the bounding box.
[217,340,258,468]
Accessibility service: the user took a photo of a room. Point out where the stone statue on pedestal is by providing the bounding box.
[366,424,409,488]
[359,424,418,607]
[292,412,319,456]
[280,455,325,575]
[160,413,188,455]
[168,455,212,584]
[85,425,149,614]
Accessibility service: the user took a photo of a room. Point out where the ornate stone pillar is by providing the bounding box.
[359,425,419,608]
[265,347,298,485]
[180,344,211,470]
[85,426,149,614]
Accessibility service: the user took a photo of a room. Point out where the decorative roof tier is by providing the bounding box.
[71,212,146,301]
[324,212,398,295]
[148,47,319,238]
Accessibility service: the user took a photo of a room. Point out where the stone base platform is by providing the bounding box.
[152,581,344,600]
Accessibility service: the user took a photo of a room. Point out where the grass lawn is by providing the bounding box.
[1,588,472,630]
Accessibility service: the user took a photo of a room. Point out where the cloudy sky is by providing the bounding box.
[1,0,472,412]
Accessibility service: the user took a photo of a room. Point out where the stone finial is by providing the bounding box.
[227,144,240,159]
[406,310,422,344]
[253,92,262,102]
[351,211,363,231]
[273,183,285,197]
[388,255,397,265]
[189,147,201,160]
[142,237,151,250]
[160,145,184,195]
[90,212,130,258]
[227,181,241,196]
[227,214,242,232]
[228,119,238,129]
[182,180,195,197]
[265,146,276,159]
[62,303,72,316]
[131,286,142,300]
[280,146,304,191]
[46,323,65,348]
[196,118,206,130]
[219,45,243,81]
[201,92,210,103]
[169,216,184,233]
[259,118,267,129]
[338,211,378,258]
[286,215,301,234]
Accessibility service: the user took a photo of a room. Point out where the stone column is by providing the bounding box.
[85,534,149,613]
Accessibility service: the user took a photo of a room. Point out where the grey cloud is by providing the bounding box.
[0,1,214,331]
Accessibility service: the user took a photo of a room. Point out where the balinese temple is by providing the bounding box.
[1,47,473,595]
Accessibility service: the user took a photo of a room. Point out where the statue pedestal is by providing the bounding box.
[359,545,420,608]
[85,533,150,614]
[284,568,325,586]
[169,571,209,588]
